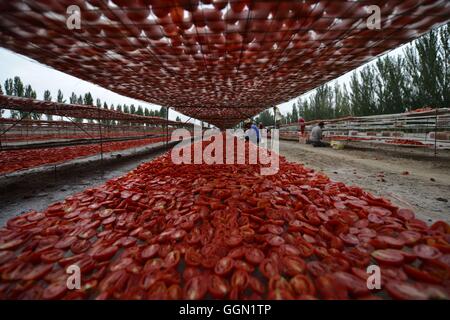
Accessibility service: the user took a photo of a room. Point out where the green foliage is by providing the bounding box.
[260,23,450,123]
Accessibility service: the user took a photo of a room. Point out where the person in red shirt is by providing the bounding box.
[298,117,306,136]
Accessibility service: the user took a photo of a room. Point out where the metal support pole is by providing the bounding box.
[434,108,438,157]
[97,104,104,164]
[165,107,169,149]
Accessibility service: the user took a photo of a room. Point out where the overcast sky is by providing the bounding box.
[0,44,406,125]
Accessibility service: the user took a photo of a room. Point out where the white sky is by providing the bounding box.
[0,43,408,125]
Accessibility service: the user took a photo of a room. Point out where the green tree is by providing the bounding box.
[69,92,77,104]
[291,103,299,122]
[57,90,65,103]
[0,83,3,117]
[404,23,449,109]
[83,92,93,105]
[13,76,24,97]
[43,90,53,121]
[4,79,13,95]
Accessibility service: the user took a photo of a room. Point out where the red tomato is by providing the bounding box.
[282,256,306,276]
[371,249,404,266]
[164,250,181,269]
[234,260,255,273]
[141,244,160,259]
[70,240,91,254]
[385,281,428,300]
[290,274,316,296]
[23,264,54,281]
[267,235,285,246]
[40,249,64,263]
[93,246,119,261]
[231,269,249,290]
[403,265,441,284]
[316,275,348,300]
[42,283,67,300]
[413,244,443,260]
[399,230,422,245]
[167,284,182,300]
[396,208,415,221]
[228,247,246,259]
[248,276,265,294]
[339,233,360,246]
[259,259,279,279]
[214,257,234,275]
[225,235,243,247]
[333,271,370,297]
[208,275,230,298]
[245,248,264,265]
[184,276,208,300]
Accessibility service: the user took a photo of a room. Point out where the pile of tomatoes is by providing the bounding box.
[0,137,449,300]
[0,137,166,174]
[386,139,425,146]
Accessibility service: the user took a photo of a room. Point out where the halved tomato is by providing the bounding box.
[214,256,234,275]
[42,283,67,300]
[396,208,415,221]
[245,247,264,265]
[93,246,119,261]
[371,249,404,266]
[333,271,370,297]
[231,269,249,290]
[248,276,265,294]
[385,281,428,300]
[282,256,306,276]
[399,230,422,245]
[184,276,208,300]
[403,264,441,284]
[290,274,316,296]
[208,275,230,298]
[40,249,64,263]
[141,244,160,260]
[413,244,442,260]
[315,275,348,300]
[259,259,279,279]
[164,250,181,269]
[167,284,182,300]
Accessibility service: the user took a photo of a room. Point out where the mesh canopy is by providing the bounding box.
[0,0,448,128]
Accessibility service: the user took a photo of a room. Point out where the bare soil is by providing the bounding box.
[278,140,450,223]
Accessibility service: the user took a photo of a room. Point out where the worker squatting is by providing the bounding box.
[170,126,280,176]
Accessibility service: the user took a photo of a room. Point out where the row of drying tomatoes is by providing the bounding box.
[0,137,449,299]
[386,139,425,146]
[0,137,166,175]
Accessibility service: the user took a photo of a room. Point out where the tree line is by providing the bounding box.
[256,22,449,125]
[0,78,182,123]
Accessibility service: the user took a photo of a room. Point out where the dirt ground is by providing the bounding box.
[278,140,450,223]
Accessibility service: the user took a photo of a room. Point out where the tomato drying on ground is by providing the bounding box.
[0,136,449,300]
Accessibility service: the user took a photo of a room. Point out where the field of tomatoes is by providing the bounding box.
[0,137,166,175]
[0,137,449,299]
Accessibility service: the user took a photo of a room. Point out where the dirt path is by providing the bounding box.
[278,140,450,223]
